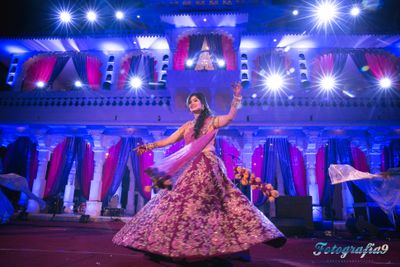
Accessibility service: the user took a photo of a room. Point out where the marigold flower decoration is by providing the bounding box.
[234,166,279,202]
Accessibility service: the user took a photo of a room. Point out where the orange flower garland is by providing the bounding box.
[234,166,280,202]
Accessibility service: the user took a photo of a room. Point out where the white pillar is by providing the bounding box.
[27,134,52,213]
[304,129,323,221]
[85,130,108,216]
[63,161,76,213]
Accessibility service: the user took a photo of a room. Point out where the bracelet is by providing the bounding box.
[233,95,242,100]
[145,143,157,151]
[231,97,242,108]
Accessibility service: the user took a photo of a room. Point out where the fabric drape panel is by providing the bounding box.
[218,138,240,180]
[86,55,102,90]
[23,55,57,91]
[186,35,204,70]
[251,145,264,205]
[349,146,370,203]
[221,35,236,70]
[75,139,94,200]
[273,139,297,196]
[382,139,400,171]
[313,52,348,76]
[47,137,77,198]
[206,34,224,69]
[101,140,122,201]
[3,137,37,190]
[105,138,135,201]
[257,140,277,206]
[321,139,353,206]
[173,36,190,70]
[72,53,89,84]
[47,55,70,88]
[289,144,307,196]
[44,139,67,198]
[165,140,185,157]
[351,51,399,86]
[117,57,132,89]
[365,52,398,81]
[138,149,154,200]
[315,146,326,202]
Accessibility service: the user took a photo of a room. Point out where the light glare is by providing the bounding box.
[86,11,97,22]
[379,77,392,89]
[59,11,72,23]
[129,77,143,89]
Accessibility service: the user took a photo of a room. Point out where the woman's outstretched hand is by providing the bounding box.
[133,145,147,155]
[232,81,242,97]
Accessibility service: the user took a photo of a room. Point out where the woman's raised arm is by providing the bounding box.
[212,82,242,129]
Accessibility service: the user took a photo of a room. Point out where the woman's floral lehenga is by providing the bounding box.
[112,118,286,258]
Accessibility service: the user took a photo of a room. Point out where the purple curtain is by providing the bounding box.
[186,35,204,70]
[251,145,264,205]
[47,55,70,88]
[206,34,224,69]
[381,139,400,171]
[46,137,77,198]
[105,138,137,202]
[72,53,89,84]
[3,137,37,190]
[101,140,122,201]
[75,139,94,200]
[289,144,307,196]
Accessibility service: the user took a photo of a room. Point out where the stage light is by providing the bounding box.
[265,74,284,91]
[59,11,72,23]
[379,77,392,89]
[313,1,339,29]
[136,15,141,19]
[203,18,207,22]
[319,75,336,91]
[115,11,125,20]
[350,6,361,17]
[86,10,97,22]
[185,59,194,67]
[252,93,257,98]
[217,59,225,68]
[292,10,299,16]
[273,38,277,42]
[36,81,45,88]
[129,76,143,89]
[289,67,295,73]
[342,90,355,98]
[74,81,82,88]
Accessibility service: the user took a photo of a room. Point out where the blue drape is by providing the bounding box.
[72,53,89,84]
[206,34,224,69]
[321,139,353,206]
[186,35,204,70]
[0,188,14,224]
[333,52,348,75]
[47,137,77,197]
[3,137,37,203]
[130,138,146,198]
[383,139,400,170]
[350,51,375,81]
[48,55,70,87]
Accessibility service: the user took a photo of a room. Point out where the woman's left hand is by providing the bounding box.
[232,81,242,97]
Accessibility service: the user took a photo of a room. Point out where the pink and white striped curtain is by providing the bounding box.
[173,36,190,70]
[86,55,102,91]
[221,35,237,70]
[23,56,57,91]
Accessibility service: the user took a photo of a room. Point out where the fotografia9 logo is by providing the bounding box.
[313,242,389,259]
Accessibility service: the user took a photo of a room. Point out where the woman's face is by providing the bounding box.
[188,95,204,113]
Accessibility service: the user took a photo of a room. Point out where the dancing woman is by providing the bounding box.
[113,82,286,260]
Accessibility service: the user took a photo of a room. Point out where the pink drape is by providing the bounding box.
[315,146,326,202]
[173,36,190,70]
[289,144,307,196]
[221,35,237,70]
[251,145,264,204]
[29,147,38,190]
[44,139,67,198]
[23,56,57,91]
[117,56,132,90]
[314,53,334,74]
[365,53,398,80]
[82,143,94,199]
[219,138,240,180]
[101,140,122,201]
[139,151,154,200]
[86,55,102,91]
[351,146,369,172]
[165,140,185,157]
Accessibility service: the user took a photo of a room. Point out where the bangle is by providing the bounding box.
[145,143,157,151]
[233,95,242,100]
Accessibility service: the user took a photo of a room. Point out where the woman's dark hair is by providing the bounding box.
[186,92,212,139]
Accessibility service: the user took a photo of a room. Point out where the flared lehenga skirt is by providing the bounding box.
[112,152,286,258]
